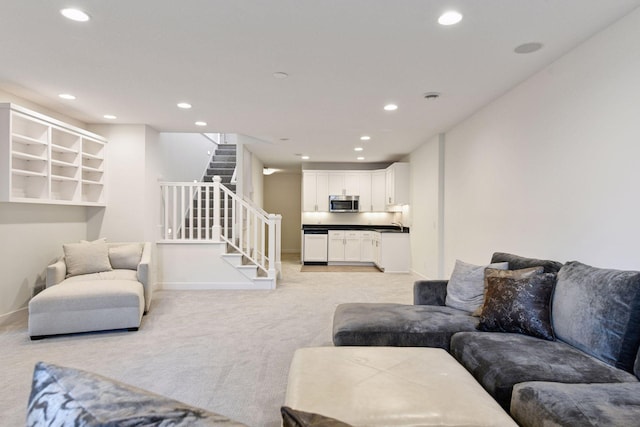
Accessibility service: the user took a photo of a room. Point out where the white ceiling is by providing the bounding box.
[1,1,639,170]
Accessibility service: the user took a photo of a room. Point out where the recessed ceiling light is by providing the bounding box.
[273,72,289,79]
[357,156,365,161]
[360,135,371,141]
[177,102,192,109]
[301,155,310,160]
[354,147,363,152]
[103,114,117,120]
[60,8,90,22]
[438,11,463,26]
[514,42,544,54]
[195,121,207,126]
[383,104,398,111]
[58,93,76,100]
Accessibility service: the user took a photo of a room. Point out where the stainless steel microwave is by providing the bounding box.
[329,195,359,212]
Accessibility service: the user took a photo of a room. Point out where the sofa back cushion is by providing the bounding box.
[552,261,640,372]
[491,252,563,273]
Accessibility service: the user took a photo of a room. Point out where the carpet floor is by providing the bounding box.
[0,254,420,426]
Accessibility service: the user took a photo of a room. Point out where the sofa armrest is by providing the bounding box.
[137,242,154,312]
[46,259,67,288]
[413,280,448,306]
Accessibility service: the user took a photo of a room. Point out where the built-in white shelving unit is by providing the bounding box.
[0,103,107,206]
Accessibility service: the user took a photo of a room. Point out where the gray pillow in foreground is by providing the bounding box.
[445,259,508,313]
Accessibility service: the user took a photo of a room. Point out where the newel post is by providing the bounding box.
[267,214,278,279]
[275,214,282,279]
[212,176,221,242]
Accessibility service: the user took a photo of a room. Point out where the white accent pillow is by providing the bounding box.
[108,244,143,270]
[63,242,113,277]
[445,259,509,313]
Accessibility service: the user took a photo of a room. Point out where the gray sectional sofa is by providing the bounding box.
[332,252,640,426]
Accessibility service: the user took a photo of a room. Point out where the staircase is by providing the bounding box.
[204,144,236,193]
[159,143,281,290]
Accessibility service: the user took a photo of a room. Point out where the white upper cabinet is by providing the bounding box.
[385,162,410,207]
[371,170,387,211]
[0,103,107,206]
[328,172,360,196]
[358,173,372,212]
[303,165,410,213]
[302,171,329,212]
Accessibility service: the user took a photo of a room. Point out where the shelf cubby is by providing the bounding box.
[0,103,107,206]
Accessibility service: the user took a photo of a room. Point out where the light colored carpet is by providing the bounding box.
[0,254,420,426]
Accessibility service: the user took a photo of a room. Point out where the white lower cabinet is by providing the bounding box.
[328,230,362,262]
[360,231,374,262]
[372,232,410,273]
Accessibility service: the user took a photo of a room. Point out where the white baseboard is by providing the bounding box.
[0,307,28,327]
[159,281,273,291]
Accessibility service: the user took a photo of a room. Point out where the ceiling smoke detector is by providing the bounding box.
[423,92,441,100]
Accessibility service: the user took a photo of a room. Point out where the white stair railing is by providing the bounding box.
[160,177,282,280]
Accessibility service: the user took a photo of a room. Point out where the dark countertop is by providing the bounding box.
[302,224,409,233]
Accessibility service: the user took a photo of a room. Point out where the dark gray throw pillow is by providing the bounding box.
[478,273,557,340]
[491,252,563,273]
[281,407,352,427]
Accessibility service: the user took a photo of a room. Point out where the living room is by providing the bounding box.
[1,2,640,426]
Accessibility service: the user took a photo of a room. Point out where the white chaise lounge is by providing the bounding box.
[28,241,153,340]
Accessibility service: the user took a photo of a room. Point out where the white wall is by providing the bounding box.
[157,133,215,182]
[0,204,87,320]
[0,91,90,320]
[438,8,640,274]
[264,173,302,253]
[87,125,161,242]
[409,134,444,278]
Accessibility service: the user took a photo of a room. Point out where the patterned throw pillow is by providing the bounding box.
[27,361,247,426]
[472,266,545,316]
[445,260,509,313]
[477,273,557,341]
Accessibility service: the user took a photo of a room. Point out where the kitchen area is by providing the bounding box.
[301,162,411,273]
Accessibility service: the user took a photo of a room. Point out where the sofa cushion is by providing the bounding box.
[477,272,556,340]
[511,381,640,427]
[473,266,545,316]
[491,252,563,273]
[445,259,508,313]
[63,242,113,277]
[27,361,246,426]
[333,303,478,350]
[63,269,139,283]
[281,406,352,427]
[552,261,640,372]
[108,243,143,270]
[450,332,638,410]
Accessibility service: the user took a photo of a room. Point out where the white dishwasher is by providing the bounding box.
[303,230,328,264]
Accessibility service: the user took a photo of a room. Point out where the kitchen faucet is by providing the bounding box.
[391,222,404,232]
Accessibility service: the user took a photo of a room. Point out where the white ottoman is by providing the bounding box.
[285,347,517,426]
